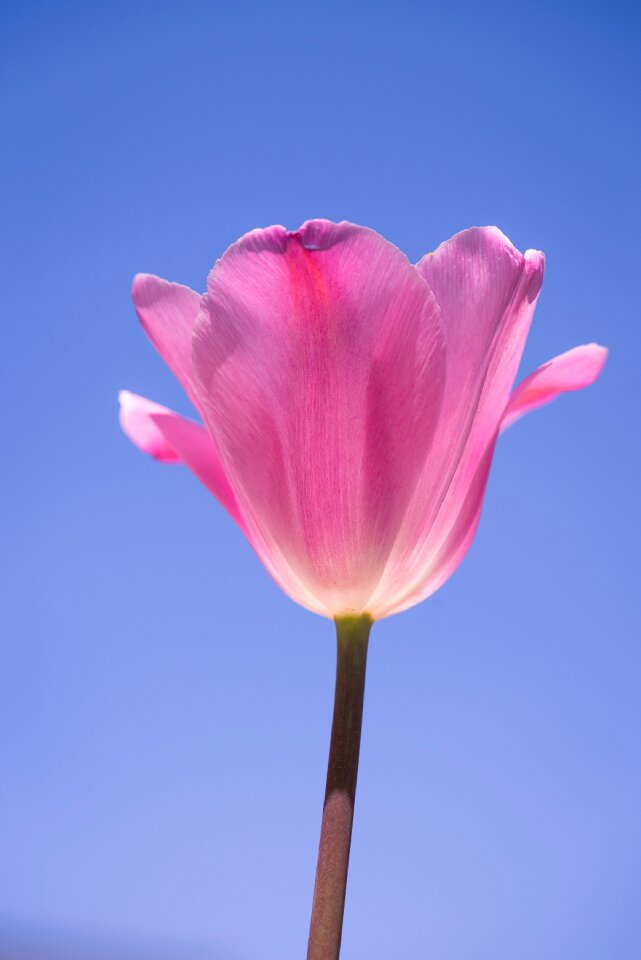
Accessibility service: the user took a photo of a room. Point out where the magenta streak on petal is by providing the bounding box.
[192,220,445,616]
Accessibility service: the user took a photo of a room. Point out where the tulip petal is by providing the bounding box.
[377,438,497,618]
[118,390,244,527]
[192,220,445,615]
[119,390,181,463]
[416,226,545,472]
[369,227,545,617]
[501,343,608,430]
[132,274,202,408]
[393,342,608,615]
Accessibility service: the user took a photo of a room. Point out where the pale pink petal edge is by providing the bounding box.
[119,390,181,463]
[501,343,608,430]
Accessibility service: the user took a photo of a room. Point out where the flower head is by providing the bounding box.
[120,220,606,619]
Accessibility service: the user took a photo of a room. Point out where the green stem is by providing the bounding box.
[306,615,372,960]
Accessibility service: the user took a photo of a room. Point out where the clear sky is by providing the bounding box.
[1,1,640,958]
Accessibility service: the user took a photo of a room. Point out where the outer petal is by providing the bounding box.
[132,274,202,408]
[118,390,244,528]
[192,220,445,616]
[119,390,180,463]
[392,343,607,614]
[369,227,545,617]
[382,438,497,617]
[501,343,608,429]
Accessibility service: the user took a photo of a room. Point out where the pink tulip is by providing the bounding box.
[120,220,606,619]
[120,219,607,960]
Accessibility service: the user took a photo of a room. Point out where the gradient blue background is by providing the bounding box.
[1,1,639,958]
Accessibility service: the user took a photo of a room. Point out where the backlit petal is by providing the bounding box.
[376,439,496,617]
[132,274,202,408]
[192,220,445,616]
[119,390,181,463]
[119,390,244,528]
[369,228,545,617]
[501,343,608,429]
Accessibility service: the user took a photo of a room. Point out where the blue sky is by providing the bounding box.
[1,1,640,958]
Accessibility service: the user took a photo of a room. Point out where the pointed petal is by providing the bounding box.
[369,227,545,617]
[118,390,244,527]
[119,390,181,463]
[192,219,445,615]
[501,343,608,430]
[132,274,202,408]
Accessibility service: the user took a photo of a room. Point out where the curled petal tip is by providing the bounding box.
[502,342,608,430]
[293,219,363,251]
[131,271,164,304]
[131,272,147,294]
[118,389,181,463]
[585,341,609,365]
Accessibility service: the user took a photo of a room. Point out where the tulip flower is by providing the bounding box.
[120,220,606,959]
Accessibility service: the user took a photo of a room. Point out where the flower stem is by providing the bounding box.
[307,614,372,960]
